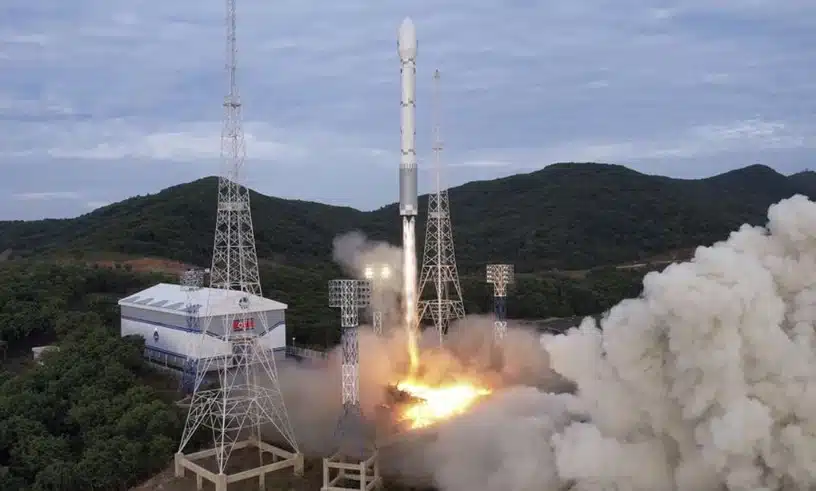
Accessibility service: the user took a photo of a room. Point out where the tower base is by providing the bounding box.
[174,438,303,491]
[322,450,381,491]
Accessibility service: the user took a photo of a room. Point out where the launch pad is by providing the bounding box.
[174,439,303,491]
[322,451,381,491]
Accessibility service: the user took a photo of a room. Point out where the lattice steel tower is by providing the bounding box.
[486,264,514,340]
[174,0,301,487]
[364,265,391,336]
[328,280,372,450]
[208,0,260,295]
[324,279,380,490]
[179,269,205,395]
[418,69,465,343]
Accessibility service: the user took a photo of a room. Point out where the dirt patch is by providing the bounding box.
[94,257,191,275]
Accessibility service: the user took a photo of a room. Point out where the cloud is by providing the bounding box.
[1,0,815,219]
[38,122,309,162]
[12,191,82,201]
[450,160,513,169]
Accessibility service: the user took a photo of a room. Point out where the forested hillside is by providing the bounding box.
[1,162,809,346]
[2,163,812,273]
[0,262,184,490]
[0,163,808,489]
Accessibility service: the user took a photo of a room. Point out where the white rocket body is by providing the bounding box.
[398,18,418,332]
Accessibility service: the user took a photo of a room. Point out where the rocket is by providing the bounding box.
[398,18,419,333]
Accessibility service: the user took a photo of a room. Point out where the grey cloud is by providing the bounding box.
[0,0,814,219]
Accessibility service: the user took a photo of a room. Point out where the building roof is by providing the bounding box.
[118,283,287,317]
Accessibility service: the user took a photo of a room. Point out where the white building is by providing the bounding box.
[118,283,288,369]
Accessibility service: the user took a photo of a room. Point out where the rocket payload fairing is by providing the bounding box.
[398,18,419,333]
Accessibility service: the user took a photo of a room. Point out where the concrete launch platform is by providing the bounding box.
[174,438,303,491]
[322,451,381,491]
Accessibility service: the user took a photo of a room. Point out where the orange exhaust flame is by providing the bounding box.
[395,379,491,429]
[396,307,489,429]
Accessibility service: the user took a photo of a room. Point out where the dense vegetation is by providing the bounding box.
[0,163,807,488]
[0,262,182,491]
[1,163,813,273]
[0,261,169,351]
[2,163,807,347]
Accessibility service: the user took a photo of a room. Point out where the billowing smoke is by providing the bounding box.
[275,316,559,457]
[278,196,816,490]
[332,231,403,329]
[332,231,396,279]
[410,194,816,491]
[274,232,561,458]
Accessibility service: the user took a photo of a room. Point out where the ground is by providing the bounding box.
[93,257,191,275]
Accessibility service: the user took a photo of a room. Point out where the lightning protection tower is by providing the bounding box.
[486,264,514,340]
[174,0,303,487]
[418,69,465,344]
[179,268,205,395]
[323,279,381,491]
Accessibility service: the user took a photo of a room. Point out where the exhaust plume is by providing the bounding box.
[277,196,816,490]
[415,194,816,491]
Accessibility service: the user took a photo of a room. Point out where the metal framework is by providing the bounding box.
[329,279,371,413]
[364,265,391,336]
[418,69,465,344]
[208,0,260,296]
[179,269,205,394]
[324,279,381,490]
[486,264,514,340]
[174,0,303,488]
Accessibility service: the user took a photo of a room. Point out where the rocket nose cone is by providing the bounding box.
[398,17,417,58]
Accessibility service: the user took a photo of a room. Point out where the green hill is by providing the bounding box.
[0,162,811,271]
[1,162,812,346]
[1,162,812,491]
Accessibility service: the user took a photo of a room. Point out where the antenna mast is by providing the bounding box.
[175,0,303,487]
[209,0,260,294]
[418,69,466,343]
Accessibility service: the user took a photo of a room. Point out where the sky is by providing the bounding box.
[1,0,815,220]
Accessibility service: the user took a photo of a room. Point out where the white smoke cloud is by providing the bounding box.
[418,194,816,491]
[332,231,403,333]
[276,317,560,458]
[278,197,816,490]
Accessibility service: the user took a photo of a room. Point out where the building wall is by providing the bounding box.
[205,311,287,353]
[120,305,288,366]
[120,316,229,364]
[260,321,287,353]
[203,309,285,338]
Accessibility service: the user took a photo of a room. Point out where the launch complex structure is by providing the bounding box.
[323,279,382,491]
[164,6,516,489]
[487,264,514,340]
[320,17,518,491]
[417,69,466,343]
[172,0,302,488]
[319,21,421,491]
